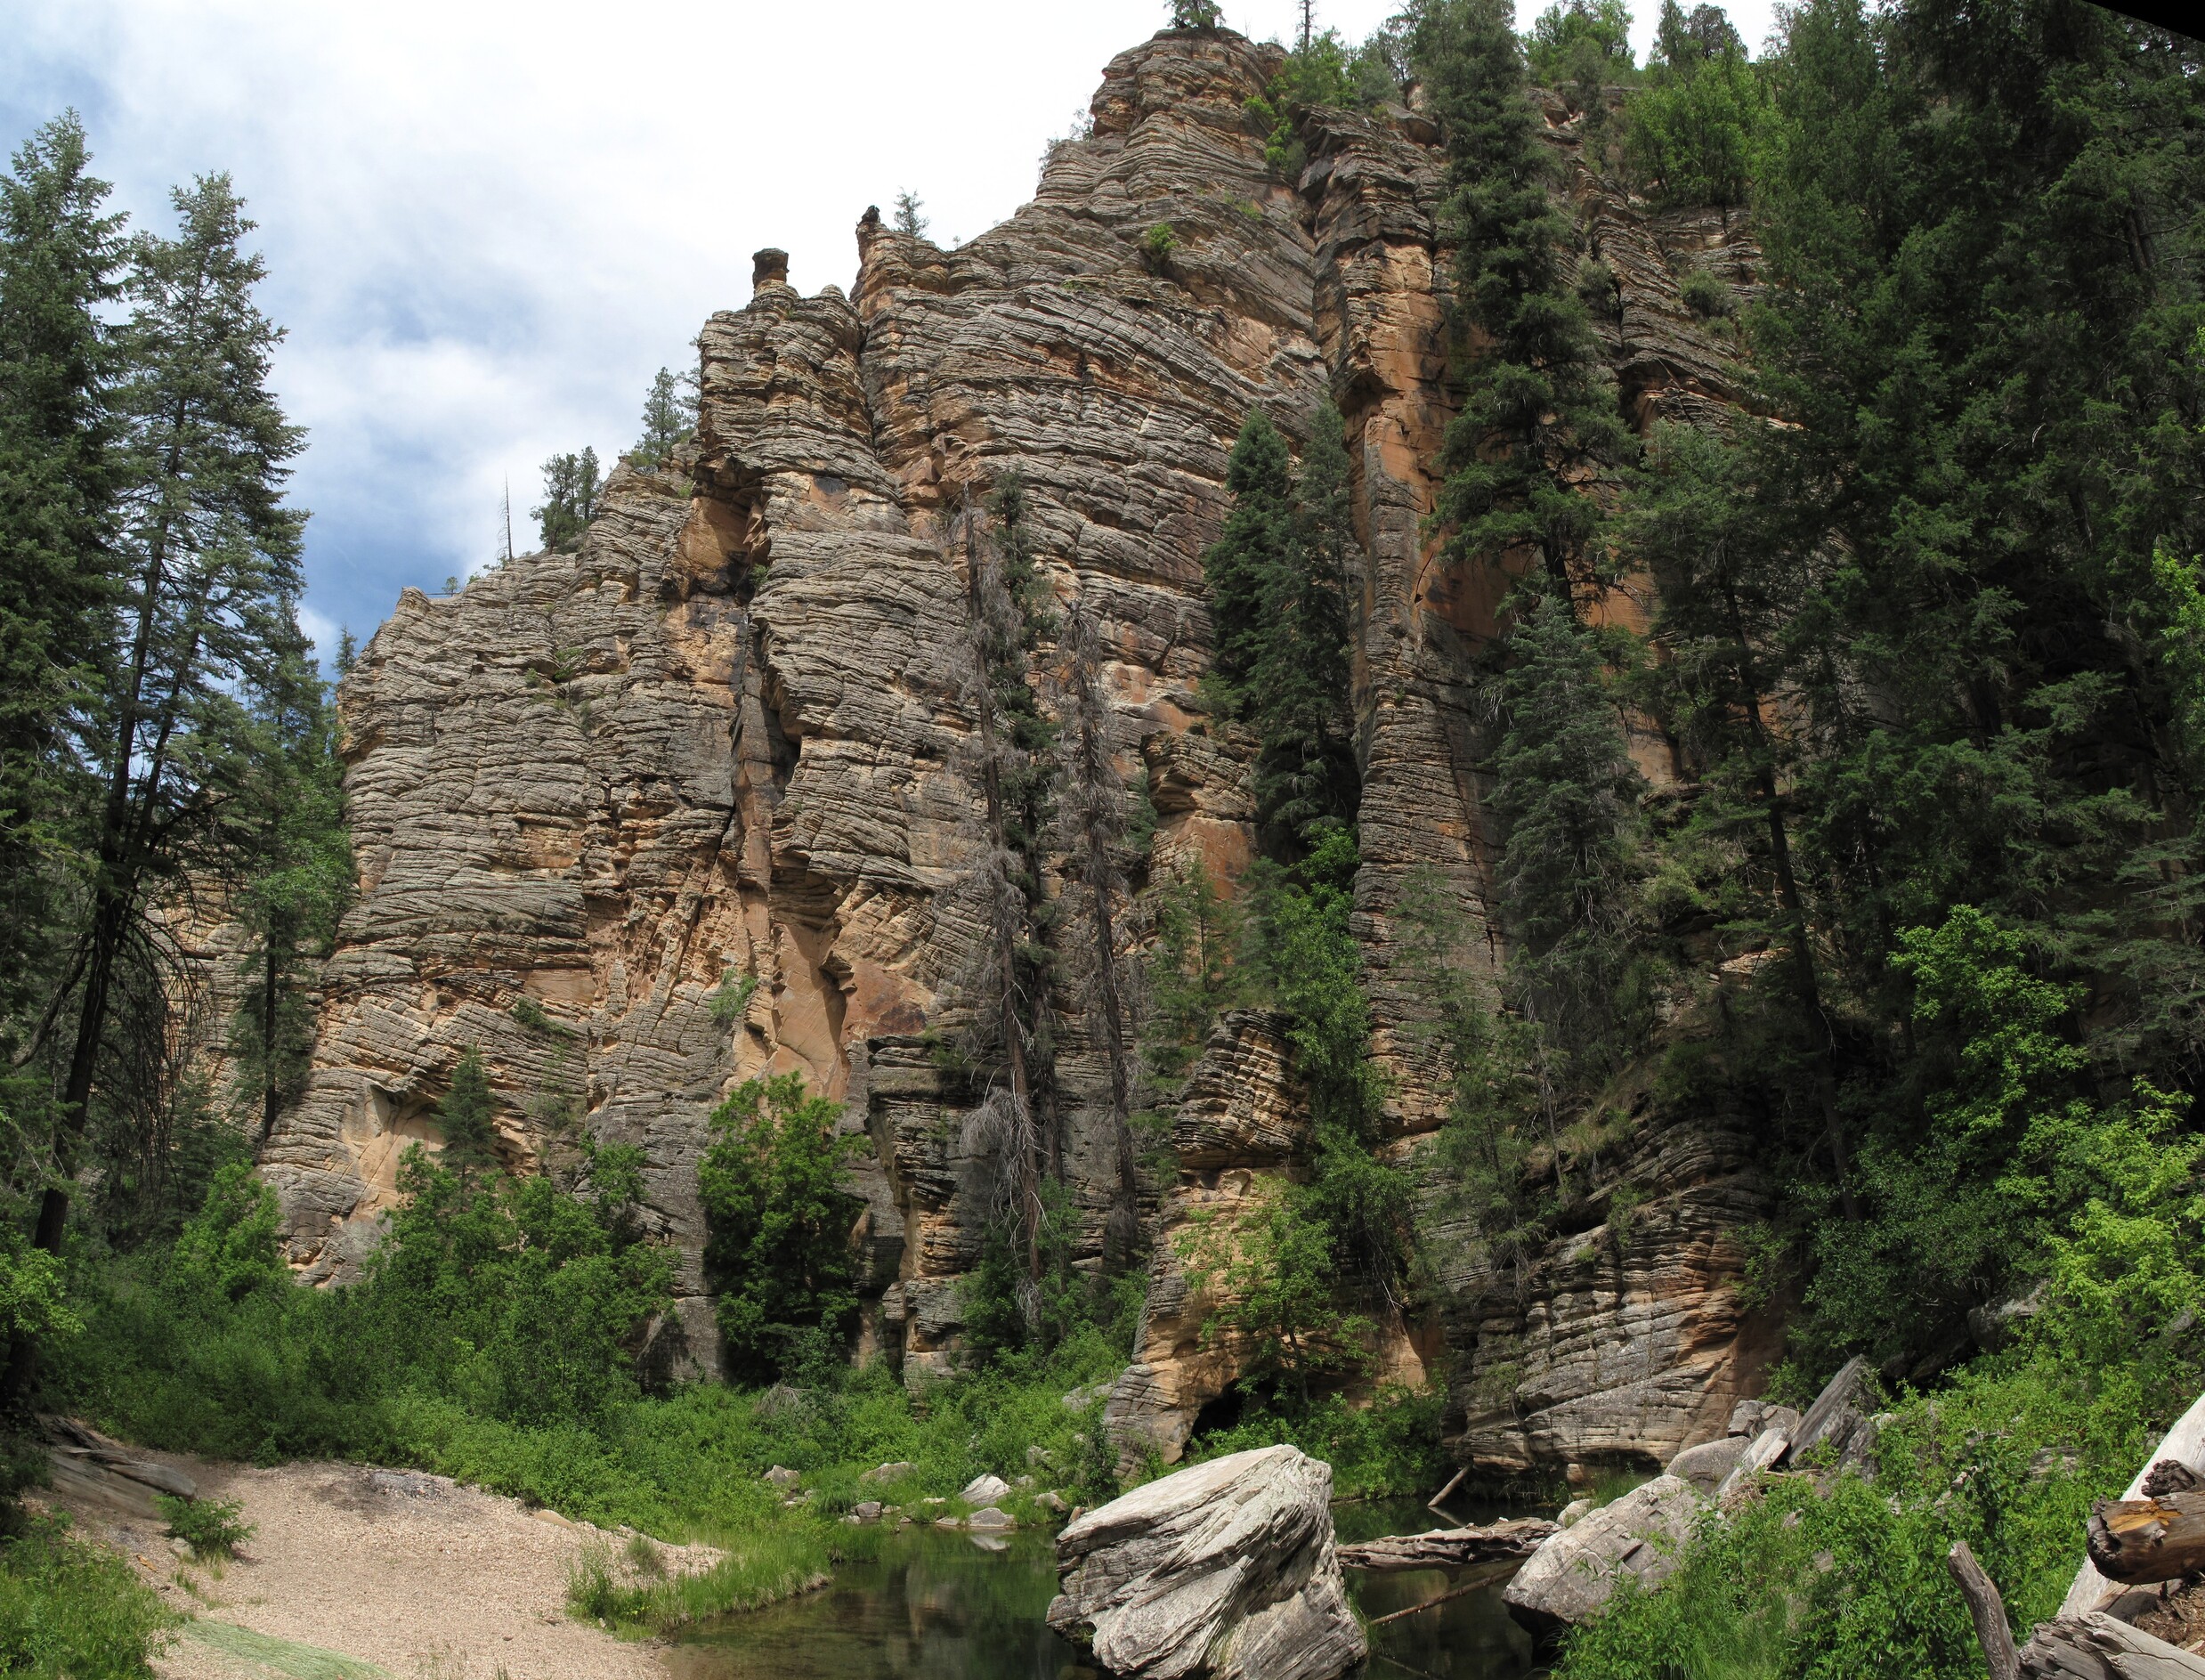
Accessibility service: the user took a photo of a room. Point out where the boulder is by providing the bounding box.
[862,1461,914,1484]
[969,1506,1016,1531]
[1716,1421,1794,1501]
[1557,1497,1594,1530]
[1667,1436,1748,1495]
[764,1465,799,1489]
[1047,1444,1365,1680]
[961,1473,1011,1505]
[1504,1474,1705,1633]
[1788,1356,1873,1464]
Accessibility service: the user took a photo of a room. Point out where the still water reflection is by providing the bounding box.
[666,1498,1543,1680]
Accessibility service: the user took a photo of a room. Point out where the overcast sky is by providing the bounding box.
[5,0,1779,661]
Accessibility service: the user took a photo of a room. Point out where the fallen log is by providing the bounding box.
[1366,1564,1517,1627]
[1337,1519,1557,1571]
[2088,1493,2205,1585]
[2063,1393,2205,1620]
[2018,1611,2205,1679]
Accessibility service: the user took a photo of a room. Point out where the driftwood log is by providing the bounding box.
[2089,1491,2205,1585]
[2017,1612,2205,1679]
[1336,1519,1557,1571]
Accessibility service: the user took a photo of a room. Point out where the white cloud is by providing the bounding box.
[4,0,1777,643]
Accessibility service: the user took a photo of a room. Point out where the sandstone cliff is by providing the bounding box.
[265,26,1775,1473]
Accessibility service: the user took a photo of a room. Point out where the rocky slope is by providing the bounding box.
[265,25,1775,1470]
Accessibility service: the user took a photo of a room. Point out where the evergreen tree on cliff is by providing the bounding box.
[1415,0,1631,592]
[1252,402,1360,848]
[1202,408,1293,716]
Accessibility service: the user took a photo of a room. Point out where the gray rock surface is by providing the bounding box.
[1504,1473,1705,1632]
[1047,1444,1364,1680]
[1666,1435,1748,1494]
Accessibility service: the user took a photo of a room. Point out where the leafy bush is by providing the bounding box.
[699,1073,866,1384]
[155,1492,254,1559]
[1677,267,1731,318]
[1139,221,1179,276]
[0,1516,175,1678]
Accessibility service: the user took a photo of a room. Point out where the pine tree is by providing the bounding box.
[434,1047,499,1182]
[1414,0,1632,591]
[531,447,598,552]
[1486,588,1647,1067]
[1201,408,1293,714]
[892,191,928,240]
[1252,402,1360,846]
[627,366,696,467]
[0,115,123,1033]
[18,172,309,1311]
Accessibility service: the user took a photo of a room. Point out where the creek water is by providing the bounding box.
[664,1497,1544,1680]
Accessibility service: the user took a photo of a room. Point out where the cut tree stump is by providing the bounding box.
[2088,1493,2205,1585]
[1337,1519,1557,1571]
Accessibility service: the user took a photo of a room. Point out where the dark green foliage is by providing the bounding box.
[433,1047,501,1180]
[1623,1,1765,207]
[1415,0,1633,590]
[1487,589,1650,1067]
[532,446,599,552]
[1168,0,1221,30]
[698,1073,865,1384]
[626,365,697,467]
[168,1162,284,1303]
[892,191,928,240]
[16,165,312,1277]
[1252,403,1361,846]
[1203,402,1362,848]
[0,116,121,1031]
[1202,408,1293,711]
[1244,830,1416,1303]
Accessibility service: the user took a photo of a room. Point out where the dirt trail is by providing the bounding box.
[44,1445,698,1680]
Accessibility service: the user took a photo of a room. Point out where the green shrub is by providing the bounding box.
[1139,222,1178,275]
[1678,267,1731,319]
[698,1073,865,1384]
[155,1492,253,1559]
[0,1516,175,1678]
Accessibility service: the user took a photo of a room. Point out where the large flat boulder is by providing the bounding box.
[1046,1444,1366,1680]
[1504,1473,1705,1633]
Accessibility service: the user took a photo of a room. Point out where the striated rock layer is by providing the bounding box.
[269,26,1774,1458]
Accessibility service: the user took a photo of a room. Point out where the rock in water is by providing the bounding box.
[1046,1444,1365,1680]
[1504,1474,1705,1633]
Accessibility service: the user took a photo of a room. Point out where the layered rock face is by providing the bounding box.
[270,26,1774,1460]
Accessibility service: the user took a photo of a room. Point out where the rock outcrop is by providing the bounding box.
[265,23,1780,1462]
[1046,1444,1365,1680]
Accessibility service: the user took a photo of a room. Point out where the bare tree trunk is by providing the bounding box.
[961,494,1041,1283]
[1947,1542,2020,1680]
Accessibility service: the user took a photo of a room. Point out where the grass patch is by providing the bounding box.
[182,1620,391,1680]
[1180,1384,1447,1498]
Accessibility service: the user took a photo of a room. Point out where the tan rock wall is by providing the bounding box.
[269,27,1775,1456]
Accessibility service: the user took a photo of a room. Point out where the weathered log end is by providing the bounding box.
[1337,1518,1559,1571]
[2087,1492,2205,1586]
